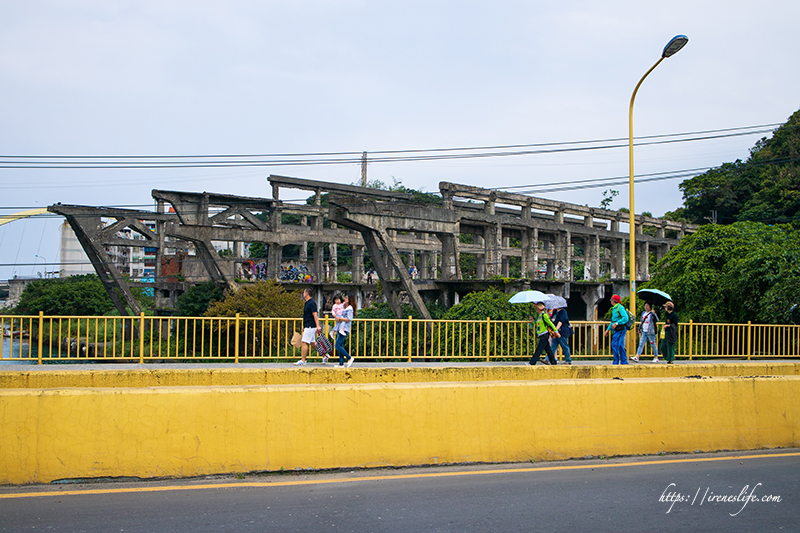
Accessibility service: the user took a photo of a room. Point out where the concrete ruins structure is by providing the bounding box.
[48,176,695,320]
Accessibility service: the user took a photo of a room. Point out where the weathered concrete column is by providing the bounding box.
[554,230,572,281]
[610,239,625,280]
[483,223,502,277]
[352,245,364,283]
[419,251,430,279]
[329,222,338,283]
[637,240,650,281]
[521,228,531,278]
[267,244,282,280]
[313,242,324,281]
[442,191,453,210]
[438,234,461,281]
[532,228,539,278]
[501,233,510,277]
[585,234,600,281]
[300,215,308,263]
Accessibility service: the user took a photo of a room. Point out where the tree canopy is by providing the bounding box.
[14,275,115,316]
[645,222,800,324]
[176,281,225,316]
[204,280,304,318]
[666,109,800,226]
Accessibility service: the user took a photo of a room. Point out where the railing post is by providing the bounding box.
[139,312,145,364]
[38,311,44,365]
[486,317,491,361]
[747,321,752,360]
[407,316,413,362]
[235,313,240,363]
[688,320,693,360]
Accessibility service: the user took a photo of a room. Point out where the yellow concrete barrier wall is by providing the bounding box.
[1,377,799,485]
[2,362,799,389]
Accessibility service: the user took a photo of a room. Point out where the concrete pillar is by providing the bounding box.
[610,239,624,280]
[483,223,502,277]
[419,252,430,279]
[267,244,282,280]
[442,191,453,210]
[439,234,461,281]
[521,229,531,278]
[329,222,338,283]
[554,230,571,281]
[313,242,324,282]
[352,245,364,284]
[585,234,600,281]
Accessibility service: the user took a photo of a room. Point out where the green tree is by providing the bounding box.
[443,288,536,321]
[176,282,225,316]
[14,275,115,316]
[205,280,304,318]
[674,109,800,226]
[646,221,800,323]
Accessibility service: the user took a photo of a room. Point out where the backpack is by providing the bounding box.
[625,309,636,330]
[615,304,635,330]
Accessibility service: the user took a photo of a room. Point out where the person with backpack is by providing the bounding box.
[604,294,630,365]
[631,301,659,363]
[527,301,561,365]
[549,306,573,365]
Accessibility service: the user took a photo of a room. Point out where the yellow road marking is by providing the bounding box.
[2,451,798,500]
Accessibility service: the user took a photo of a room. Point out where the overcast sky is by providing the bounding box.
[2,1,799,280]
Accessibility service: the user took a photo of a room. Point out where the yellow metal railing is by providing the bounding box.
[2,314,799,363]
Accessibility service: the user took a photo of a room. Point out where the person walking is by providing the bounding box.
[332,292,356,367]
[661,301,679,364]
[549,306,573,365]
[631,301,659,363]
[605,294,629,365]
[527,302,560,365]
[295,287,321,366]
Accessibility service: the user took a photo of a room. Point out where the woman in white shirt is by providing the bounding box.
[632,301,659,363]
[333,293,356,367]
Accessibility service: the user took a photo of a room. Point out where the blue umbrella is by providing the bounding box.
[509,290,549,304]
[637,288,672,306]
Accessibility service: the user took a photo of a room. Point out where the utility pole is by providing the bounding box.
[704,210,718,224]
[361,151,367,187]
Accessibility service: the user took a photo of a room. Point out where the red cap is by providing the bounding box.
[611,295,621,303]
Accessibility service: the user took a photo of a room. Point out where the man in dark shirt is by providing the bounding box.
[296,287,321,366]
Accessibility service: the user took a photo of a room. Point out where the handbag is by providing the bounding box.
[316,332,333,356]
[290,332,303,349]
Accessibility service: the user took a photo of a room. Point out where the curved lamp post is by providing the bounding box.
[628,35,688,321]
[35,254,47,278]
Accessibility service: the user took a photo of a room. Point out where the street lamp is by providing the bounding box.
[35,254,47,278]
[628,35,688,321]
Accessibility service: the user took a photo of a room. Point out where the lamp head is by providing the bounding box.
[662,35,688,58]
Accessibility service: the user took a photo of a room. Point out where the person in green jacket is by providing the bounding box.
[527,302,561,365]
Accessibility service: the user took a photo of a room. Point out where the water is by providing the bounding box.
[0,337,36,365]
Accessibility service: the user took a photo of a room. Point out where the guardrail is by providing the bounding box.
[2,313,799,363]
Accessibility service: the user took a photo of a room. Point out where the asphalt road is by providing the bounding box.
[1,450,797,532]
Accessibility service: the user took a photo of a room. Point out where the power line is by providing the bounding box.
[0,124,783,170]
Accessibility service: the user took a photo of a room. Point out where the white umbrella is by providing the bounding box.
[544,294,568,310]
[508,290,549,304]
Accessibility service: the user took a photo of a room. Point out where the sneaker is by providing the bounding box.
[652,357,659,363]
[321,355,329,364]
[631,355,639,362]
[345,357,354,368]
[294,360,307,366]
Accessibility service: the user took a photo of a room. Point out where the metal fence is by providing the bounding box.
[2,313,800,363]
